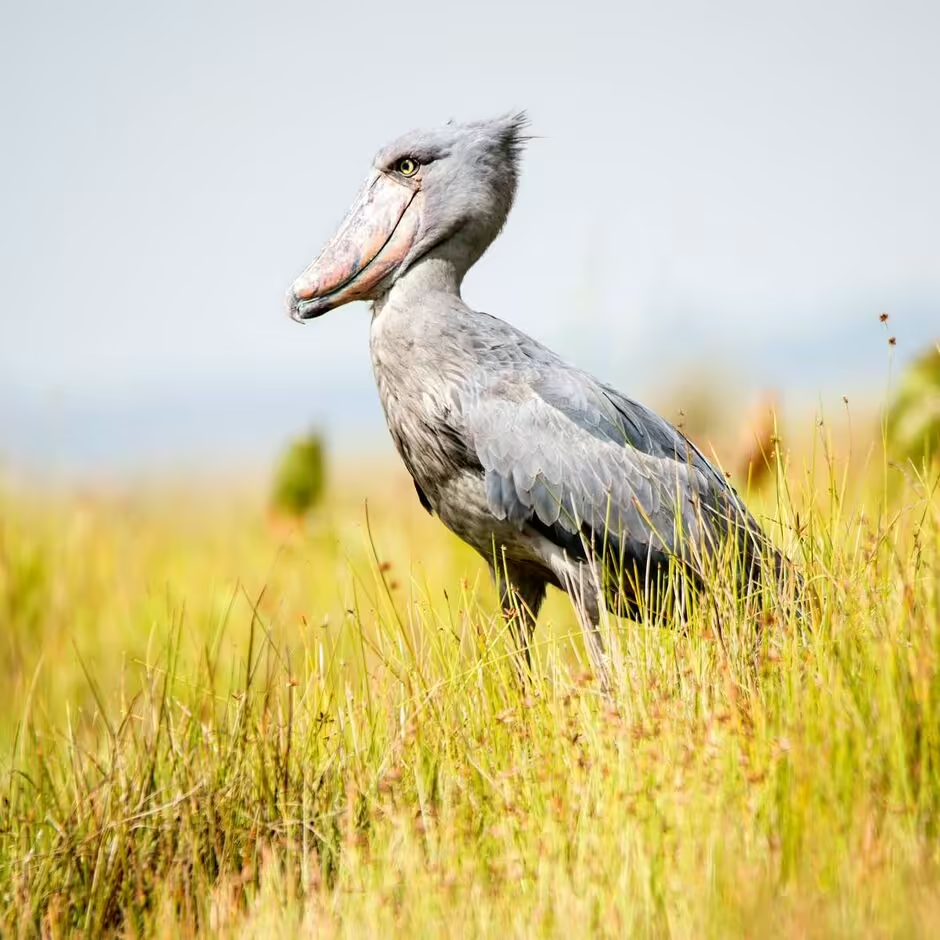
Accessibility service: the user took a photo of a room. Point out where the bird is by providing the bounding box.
[286,111,794,684]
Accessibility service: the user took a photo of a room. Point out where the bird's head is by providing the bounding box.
[287,111,529,321]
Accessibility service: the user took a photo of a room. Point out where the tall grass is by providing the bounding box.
[1,421,939,937]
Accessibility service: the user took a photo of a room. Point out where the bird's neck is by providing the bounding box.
[372,247,468,320]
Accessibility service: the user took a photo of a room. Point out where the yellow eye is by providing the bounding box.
[396,157,419,177]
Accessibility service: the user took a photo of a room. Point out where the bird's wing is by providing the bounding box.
[457,361,751,568]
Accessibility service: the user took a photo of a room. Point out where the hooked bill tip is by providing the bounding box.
[287,290,328,321]
[286,287,309,322]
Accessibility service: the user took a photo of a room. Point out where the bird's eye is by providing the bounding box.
[396,157,419,177]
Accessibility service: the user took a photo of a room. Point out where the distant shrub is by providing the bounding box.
[270,432,327,519]
[886,343,940,467]
[732,390,780,490]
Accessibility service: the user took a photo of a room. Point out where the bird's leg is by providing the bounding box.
[490,562,546,679]
[556,557,612,693]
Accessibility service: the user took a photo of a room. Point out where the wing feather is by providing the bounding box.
[459,363,742,568]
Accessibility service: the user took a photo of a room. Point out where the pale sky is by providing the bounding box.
[1,0,938,470]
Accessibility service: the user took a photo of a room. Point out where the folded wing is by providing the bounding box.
[458,359,762,575]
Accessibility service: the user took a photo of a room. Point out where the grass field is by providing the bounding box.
[2,411,940,937]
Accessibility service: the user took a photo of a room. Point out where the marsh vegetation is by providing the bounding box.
[1,390,939,937]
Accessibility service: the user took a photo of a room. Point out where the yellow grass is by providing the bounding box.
[2,410,940,937]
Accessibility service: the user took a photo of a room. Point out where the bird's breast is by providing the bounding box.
[370,321,480,509]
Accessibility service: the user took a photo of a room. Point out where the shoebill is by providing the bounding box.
[286,112,792,683]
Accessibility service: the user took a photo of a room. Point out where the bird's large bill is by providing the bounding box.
[288,170,418,321]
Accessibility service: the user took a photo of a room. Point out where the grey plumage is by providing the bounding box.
[288,111,792,683]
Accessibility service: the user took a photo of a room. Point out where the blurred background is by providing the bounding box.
[1,0,938,480]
